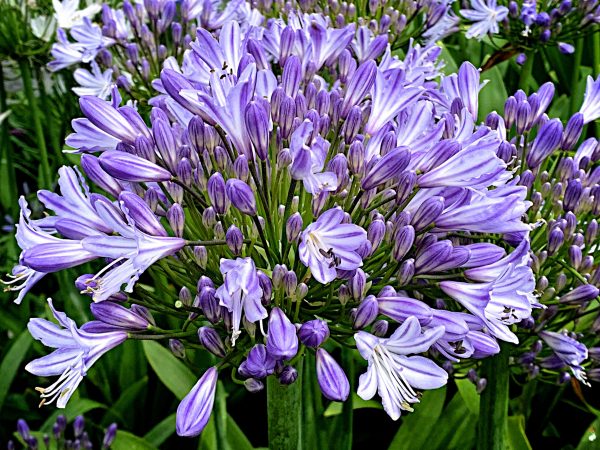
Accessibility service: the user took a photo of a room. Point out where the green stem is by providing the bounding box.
[215,381,230,450]
[267,368,302,450]
[570,38,584,116]
[0,65,18,220]
[518,51,535,92]
[18,59,52,189]
[476,344,510,450]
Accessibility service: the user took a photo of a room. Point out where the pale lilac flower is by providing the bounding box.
[364,69,423,135]
[441,241,537,344]
[461,0,509,40]
[299,208,367,284]
[72,62,114,99]
[289,120,338,195]
[266,307,299,360]
[540,331,589,385]
[215,258,266,345]
[355,317,447,420]
[579,75,600,124]
[316,348,350,401]
[176,367,218,436]
[53,0,101,29]
[25,299,126,408]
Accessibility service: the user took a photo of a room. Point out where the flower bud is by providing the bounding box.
[371,319,389,337]
[169,339,186,359]
[411,197,444,231]
[279,366,299,385]
[362,147,410,190]
[298,320,330,348]
[208,173,229,214]
[393,225,415,261]
[559,284,599,304]
[225,225,244,255]
[239,344,276,378]
[266,308,299,360]
[353,295,379,329]
[167,203,185,237]
[286,213,303,243]
[199,287,221,323]
[244,378,264,393]
[194,246,208,269]
[102,423,118,449]
[397,259,415,286]
[316,348,350,401]
[226,179,257,215]
[198,327,227,358]
[245,102,270,160]
[176,367,218,436]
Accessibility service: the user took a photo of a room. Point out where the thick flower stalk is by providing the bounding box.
[7,12,547,441]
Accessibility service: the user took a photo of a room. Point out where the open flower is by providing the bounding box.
[25,299,126,408]
[299,208,367,284]
[355,317,447,420]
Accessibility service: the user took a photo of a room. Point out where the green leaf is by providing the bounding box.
[112,431,158,450]
[41,398,107,431]
[227,415,254,450]
[438,43,458,75]
[102,376,148,425]
[388,387,447,450]
[119,339,147,389]
[478,64,509,121]
[144,413,176,447]
[455,378,480,416]
[142,340,196,400]
[426,390,478,450]
[507,415,532,450]
[0,330,33,411]
[324,394,382,417]
[576,416,600,450]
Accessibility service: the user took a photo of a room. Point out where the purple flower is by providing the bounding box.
[299,208,367,284]
[266,307,299,360]
[540,331,589,385]
[226,179,257,216]
[441,241,537,344]
[579,75,600,124]
[215,258,266,345]
[316,348,350,401]
[239,344,276,378]
[298,320,330,348]
[25,299,126,408]
[99,152,172,182]
[460,0,509,40]
[90,302,151,331]
[289,120,338,195]
[176,367,218,437]
[355,317,447,420]
[364,69,423,135]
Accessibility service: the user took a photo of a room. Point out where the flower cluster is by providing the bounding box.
[48,0,260,98]
[254,0,459,50]
[460,0,600,61]
[10,415,117,450]
[7,10,554,438]
[477,75,600,385]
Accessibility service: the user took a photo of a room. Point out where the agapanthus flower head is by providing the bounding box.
[12,10,549,437]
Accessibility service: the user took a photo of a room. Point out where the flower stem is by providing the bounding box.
[267,368,302,450]
[518,51,535,92]
[18,58,52,189]
[0,65,18,220]
[476,343,510,450]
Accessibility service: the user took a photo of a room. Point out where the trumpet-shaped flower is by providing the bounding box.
[25,299,126,408]
[299,208,367,284]
[355,317,447,420]
[215,258,266,345]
